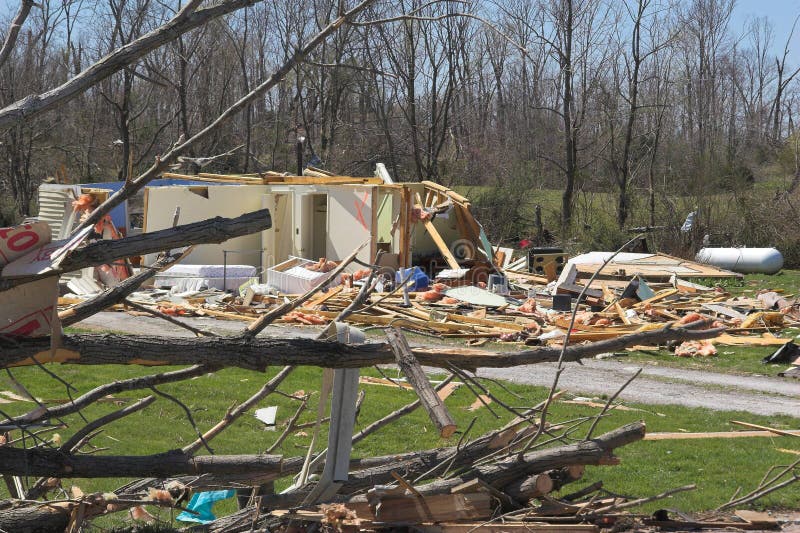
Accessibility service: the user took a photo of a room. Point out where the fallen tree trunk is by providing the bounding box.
[0,209,271,292]
[0,500,71,533]
[502,465,584,502]
[0,447,282,478]
[0,322,723,370]
[410,421,645,496]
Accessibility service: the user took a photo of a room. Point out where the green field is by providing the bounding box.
[1,361,798,528]
[4,272,800,528]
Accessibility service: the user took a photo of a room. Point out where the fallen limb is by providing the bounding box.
[60,252,186,327]
[182,365,294,454]
[409,421,646,496]
[1,365,210,426]
[0,447,283,478]
[0,500,73,533]
[0,322,724,370]
[387,326,456,438]
[0,209,272,292]
[25,396,157,499]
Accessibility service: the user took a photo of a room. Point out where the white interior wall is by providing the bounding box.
[325,186,374,263]
[144,185,268,266]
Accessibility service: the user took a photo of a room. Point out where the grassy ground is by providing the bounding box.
[5,272,800,528]
[1,360,798,528]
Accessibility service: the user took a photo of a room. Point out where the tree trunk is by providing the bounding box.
[0,322,722,371]
[0,447,282,478]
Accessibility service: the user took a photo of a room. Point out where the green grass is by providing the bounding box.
[1,361,798,528]
[9,274,800,527]
[621,345,788,376]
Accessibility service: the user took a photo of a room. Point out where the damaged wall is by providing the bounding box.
[144,185,269,267]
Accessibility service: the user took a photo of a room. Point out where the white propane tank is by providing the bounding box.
[695,247,784,274]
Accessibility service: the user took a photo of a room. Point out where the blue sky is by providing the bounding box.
[730,0,800,63]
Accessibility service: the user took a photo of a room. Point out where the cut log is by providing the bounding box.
[0,447,282,479]
[502,473,554,501]
[502,465,584,502]
[387,327,456,438]
[0,501,72,533]
[1,321,724,371]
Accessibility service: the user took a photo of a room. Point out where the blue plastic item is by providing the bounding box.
[176,490,235,524]
[396,266,429,291]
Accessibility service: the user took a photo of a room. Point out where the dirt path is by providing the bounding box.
[74,312,800,418]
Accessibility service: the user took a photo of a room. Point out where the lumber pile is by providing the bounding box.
[75,261,798,358]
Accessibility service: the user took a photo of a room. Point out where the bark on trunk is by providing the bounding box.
[0,446,282,478]
[410,421,645,496]
[0,322,723,370]
[0,208,271,292]
[387,327,456,438]
[0,501,71,533]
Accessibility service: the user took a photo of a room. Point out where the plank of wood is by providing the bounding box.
[730,420,800,438]
[635,288,679,308]
[436,382,461,401]
[467,394,492,411]
[645,430,800,440]
[740,311,784,329]
[421,218,460,270]
[195,308,257,322]
[450,478,520,508]
[712,333,792,346]
[299,309,466,332]
[415,192,460,270]
[372,493,493,523]
[735,510,779,526]
[359,376,413,390]
[387,327,457,438]
[306,285,344,308]
[444,313,525,331]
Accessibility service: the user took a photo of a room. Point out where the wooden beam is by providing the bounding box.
[416,194,460,270]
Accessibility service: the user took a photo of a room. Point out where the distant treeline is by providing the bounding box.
[1,0,798,249]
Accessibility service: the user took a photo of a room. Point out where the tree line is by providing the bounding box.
[1,0,798,246]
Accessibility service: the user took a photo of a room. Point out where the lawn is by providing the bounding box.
[1,359,798,528]
[4,272,800,528]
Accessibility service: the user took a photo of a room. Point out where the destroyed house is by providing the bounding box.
[36,168,496,291]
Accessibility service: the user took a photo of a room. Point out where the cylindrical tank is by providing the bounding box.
[695,247,783,274]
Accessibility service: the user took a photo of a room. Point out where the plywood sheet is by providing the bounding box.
[569,252,739,280]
